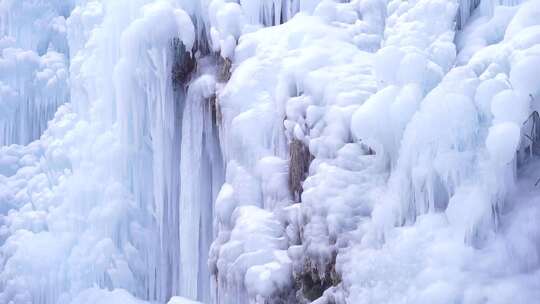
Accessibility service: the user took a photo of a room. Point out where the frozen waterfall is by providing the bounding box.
[1,0,540,304]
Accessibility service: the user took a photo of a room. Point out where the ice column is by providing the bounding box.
[179,74,223,303]
[113,2,195,301]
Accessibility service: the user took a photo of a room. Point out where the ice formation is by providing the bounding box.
[1,0,540,304]
[0,0,71,146]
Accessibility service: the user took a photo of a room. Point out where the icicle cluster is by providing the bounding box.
[0,1,71,145]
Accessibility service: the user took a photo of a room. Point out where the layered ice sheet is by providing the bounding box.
[1,0,540,304]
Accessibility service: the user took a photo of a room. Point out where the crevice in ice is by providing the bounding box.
[294,254,341,303]
[217,56,232,83]
[456,0,482,30]
[288,139,313,202]
[208,93,222,128]
[518,110,540,166]
[172,38,197,89]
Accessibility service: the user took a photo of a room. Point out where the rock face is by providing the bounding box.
[171,37,196,88]
[288,139,313,202]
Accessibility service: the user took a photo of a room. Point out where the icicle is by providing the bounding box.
[456,0,482,30]
[179,74,223,303]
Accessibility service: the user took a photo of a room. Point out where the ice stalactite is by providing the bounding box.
[1,0,320,301]
[456,0,482,30]
[106,2,226,302]
[113,2,197,301]
[380,0,540,239]
[0,49,69,146]
[238,0,316,26]
[351,0,459,228]
[179,73,224,303]
[2,0,202,302]
[0,0,73,53]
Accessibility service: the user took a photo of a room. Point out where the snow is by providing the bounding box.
[1,0,540,303]
[504,0,540,39]
[208,0,245,57]
[510,55,540,96]
[213,205,292,302]
[486,122,522,164]
[491,89,529,124]
[168,296,203,304]
[70,288,148,304]
[474,77,510,120]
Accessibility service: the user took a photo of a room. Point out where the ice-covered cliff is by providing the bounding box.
[1,0,539,304]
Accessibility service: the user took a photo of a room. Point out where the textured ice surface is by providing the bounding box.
[1,0,198,303]
[0,0,71,145]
